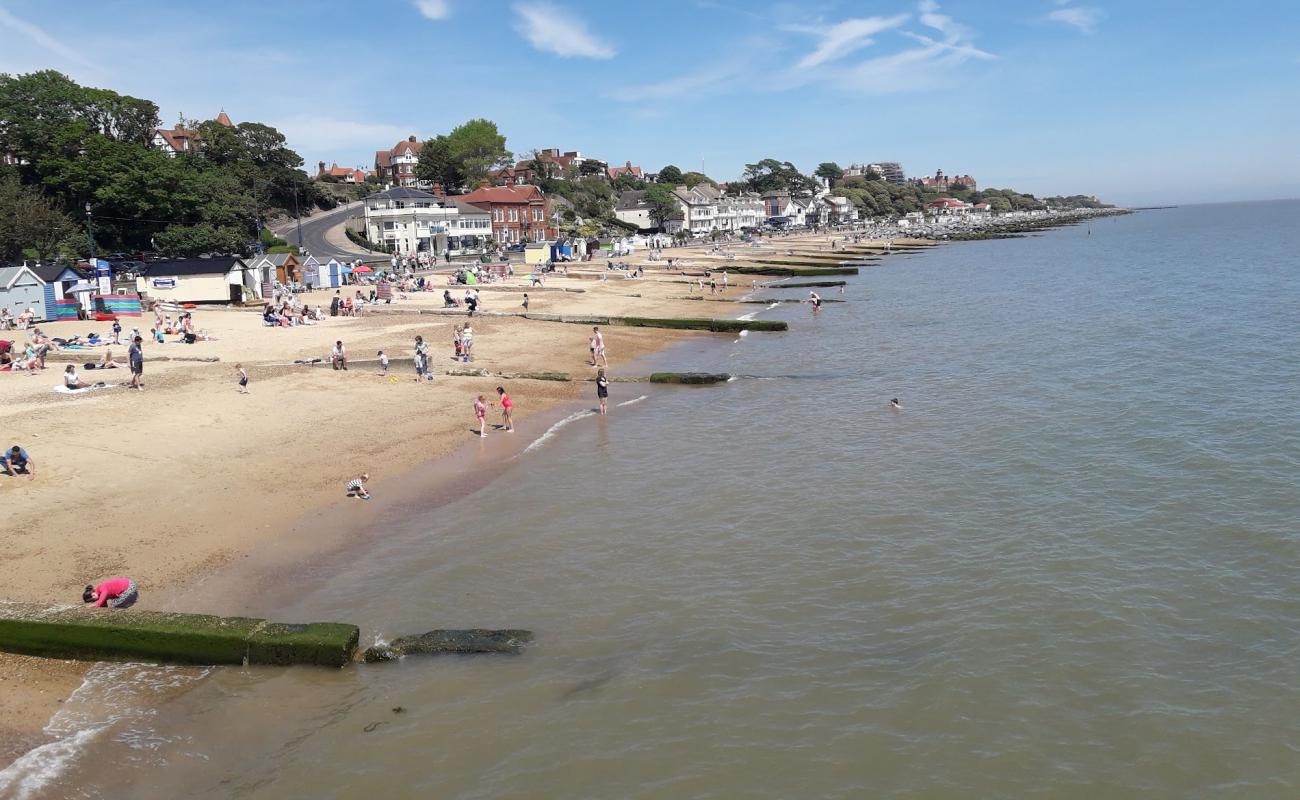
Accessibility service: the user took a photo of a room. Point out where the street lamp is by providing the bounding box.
[84,202,96,261]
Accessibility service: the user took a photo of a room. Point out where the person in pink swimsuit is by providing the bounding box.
[83,577,138,609]
[474,395,488,437]
[496,386,514,432]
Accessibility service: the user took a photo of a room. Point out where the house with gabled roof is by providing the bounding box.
[375,136,425,188]
[150,110,233,158]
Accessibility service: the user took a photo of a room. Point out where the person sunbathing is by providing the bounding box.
[97,349,118,369]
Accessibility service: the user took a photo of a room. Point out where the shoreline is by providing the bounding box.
[0,220,1114,774]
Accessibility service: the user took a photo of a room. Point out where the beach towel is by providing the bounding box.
[52,382,111,395]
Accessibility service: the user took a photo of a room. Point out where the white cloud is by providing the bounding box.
[1048,6,1105,34]
[789,14,911,70]
[832,0,994,93]
[0,6,101,72]
[512,2,615,60]
[611,62,749,102]
[413,0,451,20]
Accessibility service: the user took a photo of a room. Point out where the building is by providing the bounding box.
[607,161,643,181]
[716,193,765,232]
[317,162,372,183]
[614,190,654,231]
[0,265,50,321]
[820,194,859,224]
[667,185,720,236]
[455,185,556,244]
[363,187,492,255]
[925,196,971,215]
[910,169,977,192]
[136,257,255,304]
[843,162,906,185]
[248,253,301,287]
[374,136,425,188]
[150,110,232,158]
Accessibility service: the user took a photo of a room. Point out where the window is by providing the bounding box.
[509,208,518,222]
[384,222,395,230]
[533,208,543,221]
[395,201,405,209]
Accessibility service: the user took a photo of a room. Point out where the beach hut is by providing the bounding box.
[320,259,346,288]
[525,242,551,266]
[248,253,301,291]
[0,265,50,321]
[300,255,322,289]
[136,257,254,304]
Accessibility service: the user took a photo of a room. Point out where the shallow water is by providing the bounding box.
[10,201,1300,799]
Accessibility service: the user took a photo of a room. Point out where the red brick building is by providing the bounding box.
[454,185,556,244]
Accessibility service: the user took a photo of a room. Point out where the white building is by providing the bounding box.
[614,191,655,231]
[363,187,492,256]
[670,185,720,235]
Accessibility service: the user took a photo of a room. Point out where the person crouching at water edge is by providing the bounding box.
[83,577,138,609]
[808,291,822,313]
[347,473,371,500]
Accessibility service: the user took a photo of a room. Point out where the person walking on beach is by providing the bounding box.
[473,394,489,437]
[497,386,514,432]
[111,318,122,345]
[128,335,144,390]
[596,368,609,415]
[521,293,529,312]
[461,323,474,362]
[83,577,138,609]
[592,326,608,368]
[378,351,389,375]
[236,363,249,393]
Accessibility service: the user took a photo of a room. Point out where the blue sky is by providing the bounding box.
[1,0,1297,205]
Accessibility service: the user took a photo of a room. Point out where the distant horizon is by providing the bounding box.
[1,0,1296,206]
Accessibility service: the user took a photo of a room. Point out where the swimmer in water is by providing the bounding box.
[890,398,902,411]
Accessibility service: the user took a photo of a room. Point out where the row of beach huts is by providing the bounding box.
[0,253,368,322]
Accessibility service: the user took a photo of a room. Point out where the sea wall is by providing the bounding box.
[0,602,359,668]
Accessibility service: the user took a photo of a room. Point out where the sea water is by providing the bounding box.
[8,201,1300,799]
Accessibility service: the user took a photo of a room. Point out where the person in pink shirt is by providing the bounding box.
[82,577,138,609]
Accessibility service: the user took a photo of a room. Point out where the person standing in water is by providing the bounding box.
[809,291,823,314]
[596,368,609,415]
[496,386,514,432]
[890,398,902,411]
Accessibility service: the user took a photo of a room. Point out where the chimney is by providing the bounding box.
[408,135,417,142]
[318,161,325,175]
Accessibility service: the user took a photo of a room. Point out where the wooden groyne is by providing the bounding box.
[0,602,359,668]
[522,313,786,333]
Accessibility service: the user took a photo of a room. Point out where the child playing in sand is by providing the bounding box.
[521,293,529,312]
[378,350,389,375]
[347,473,371,499]
[474,395,489,437]
[236,363,249,393]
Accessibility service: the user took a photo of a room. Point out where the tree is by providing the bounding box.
[680,171,716,189]
[444,118,512,189]
[611,172,646,192]
[415,135,465,192]
[815,162,844,186]
[577,160,606,178]
[741,159,814,194]
[0,172,77,259]
[152,222,249,258]
[644,184,683,229]
[657,165,683,185]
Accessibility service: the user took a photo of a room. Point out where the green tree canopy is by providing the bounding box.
[415,134,465,192]
[680,171,716,189]
[656,165,683,184]
[445,118,512,189]
[740,159,814,194]
[643,184,683,228]
[814,162,844,185]
[0,172,77,260]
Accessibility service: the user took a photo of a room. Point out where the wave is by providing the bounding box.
[522,409,597,455]
[617,395,648,407]
[0,662,209,799]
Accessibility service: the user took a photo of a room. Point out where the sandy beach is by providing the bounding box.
[0,230,922,764]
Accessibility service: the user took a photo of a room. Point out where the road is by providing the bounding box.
[271,201,378,262]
